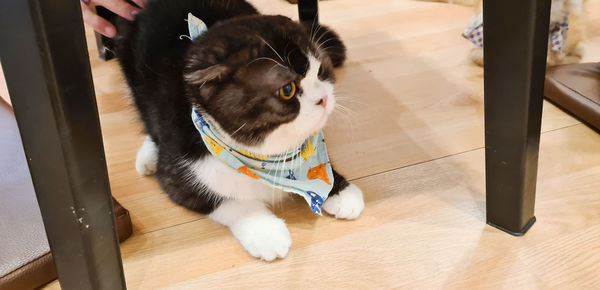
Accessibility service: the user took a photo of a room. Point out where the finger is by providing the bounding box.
[81,3,117,38]
[131,0,147,8]
[96,0,140,21]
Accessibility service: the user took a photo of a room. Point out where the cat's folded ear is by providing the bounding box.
[185,64,231,85]
[302,23,346,67]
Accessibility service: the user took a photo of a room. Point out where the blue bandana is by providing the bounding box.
[192,109,334,215]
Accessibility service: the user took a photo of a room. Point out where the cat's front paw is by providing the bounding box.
[230,215,292,262]
[323,184,364,220]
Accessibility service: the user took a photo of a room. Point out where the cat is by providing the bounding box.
[114,0,364,261]
[468,0,585,66]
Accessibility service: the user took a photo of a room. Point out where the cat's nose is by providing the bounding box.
[316,96,328,108]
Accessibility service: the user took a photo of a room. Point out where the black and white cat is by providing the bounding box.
[115,0,364,261]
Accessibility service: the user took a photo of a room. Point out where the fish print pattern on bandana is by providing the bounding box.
[462,14,569,53]
[192,109,334,215]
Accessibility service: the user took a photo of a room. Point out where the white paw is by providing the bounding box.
[135,136,158,175]
[230,215,292,261]
[323,184,364,220]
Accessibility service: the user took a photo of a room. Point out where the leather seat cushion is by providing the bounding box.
[545,63,600,130]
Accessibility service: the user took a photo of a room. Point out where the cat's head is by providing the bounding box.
[184,15,345,156]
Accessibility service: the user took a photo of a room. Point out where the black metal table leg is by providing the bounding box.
[483,0,551,235]
[298,0,319,23]
[0,0,126,289]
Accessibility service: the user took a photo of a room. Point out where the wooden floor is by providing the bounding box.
[47,0,600,288]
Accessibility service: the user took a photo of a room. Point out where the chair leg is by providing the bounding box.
[0,1,126,288]
[298,0,319,23]
[483,0,551,235]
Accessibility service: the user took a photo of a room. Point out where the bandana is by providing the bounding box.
[186,13,207,40]
[462,14,569,53]
[191,109,334,215]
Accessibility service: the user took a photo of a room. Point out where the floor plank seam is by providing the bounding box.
[348,122,583,182]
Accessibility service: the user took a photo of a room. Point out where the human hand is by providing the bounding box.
[80,0,146,38]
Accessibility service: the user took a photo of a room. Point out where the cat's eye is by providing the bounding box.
[278,82,296,100]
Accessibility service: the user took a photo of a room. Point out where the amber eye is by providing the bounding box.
[278,82,296,100]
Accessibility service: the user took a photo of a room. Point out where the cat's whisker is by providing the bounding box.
[256,35,286,64]
[316,38,338,55]
[335,97,364,106]
[313,23,331,46]
[334,101,356,120]
[336,103,360,115]
[247,57,287,70]
[317,45,338,56]
[268,63,284,74]
[334,105,356,120]
[309,14,319,43]
[335,94,367,106]
[230,123,246,137]
[144,63,164,76]
[283,42,293,67]
[315,34,334,52]
[285,47,297,67]
[179,35,192,41]
[312,24,324,46]
[332,105,357,140]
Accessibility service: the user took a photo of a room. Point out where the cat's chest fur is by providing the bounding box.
[185,155,287,203]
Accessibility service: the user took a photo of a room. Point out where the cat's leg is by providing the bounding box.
[323,169,364,220]
[136,135,158,175]
[177,155,290,260]
[209,199,292,261]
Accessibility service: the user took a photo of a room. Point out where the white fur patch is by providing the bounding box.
[323,184,364,220]
[185,156,286,205]
[209,199,292,261]
[135,136,158,175]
